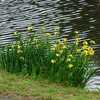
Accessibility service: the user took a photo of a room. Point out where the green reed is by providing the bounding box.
[0,27,96,87]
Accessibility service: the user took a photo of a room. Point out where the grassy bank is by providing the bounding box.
[0,70,100,100]
[0,29,96,87]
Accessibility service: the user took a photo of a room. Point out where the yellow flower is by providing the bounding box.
[74,31,79,34]
[83,40,88,46]
[62,45,66,49]
[53,44,57,48]
[59,50,63,54]
[66,58,71,62]
[17,50,23,54]
[76,49,81,53]
[68,64,74,68]
[75,37,80,45]
[83,50,88,56]
[87,47,94,56]
[82,47,95,56]
[46,32,51,36]
[9,49,12,51]
[82,45,88,50]
[13,32,18,36]
[89,50,94,56]
[54,32,59,35]
[27,26,33,32]
[11,45,15,49]
[53,43,64,51]
[51,47,56,51]
[51,59,56,64]
[58,43,65,49]
[17,45,21,49]
[90,40,96,45]
[68,54,73,58]
[51,44,57,50]
[63,38,67,43]
[56,53,60,57]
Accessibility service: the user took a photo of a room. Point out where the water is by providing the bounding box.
[0,0,100,90]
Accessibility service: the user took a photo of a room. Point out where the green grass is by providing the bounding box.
[0,70,100,100]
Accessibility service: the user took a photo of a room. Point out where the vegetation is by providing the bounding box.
[0,26,96,87]
[0,70,100,100]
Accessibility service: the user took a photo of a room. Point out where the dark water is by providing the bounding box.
[0,0,100,90]
[58,0,100,66]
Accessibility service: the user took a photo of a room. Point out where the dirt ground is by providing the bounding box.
[0,93,45,100]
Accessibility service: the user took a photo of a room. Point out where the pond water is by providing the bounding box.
[56,0,100,90]
[0,0,100,90]
[56,0,100,66]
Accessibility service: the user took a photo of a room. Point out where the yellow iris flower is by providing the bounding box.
[90,40,96,45]
[83,40,88,46]
[46,33,51,36]
[76,49,81,53]
[56,53,60,57]
[17,45,21,49]
[27,26,33,32]
[68,64,74,68]
[63,38,67,43]
[82,47,94,56]
[87,47,94,56]
[17,50,23,54]
[68,54,73,58]
[66,58,71,62]
[13,32,18,36]
[51,59,56,64]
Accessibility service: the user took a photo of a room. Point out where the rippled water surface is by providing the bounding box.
[0,0,100,90]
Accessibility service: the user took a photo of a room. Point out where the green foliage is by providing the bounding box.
[0,26,96,87]
[0,70,100,100]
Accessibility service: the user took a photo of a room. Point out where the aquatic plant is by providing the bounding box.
[0,27,96,87]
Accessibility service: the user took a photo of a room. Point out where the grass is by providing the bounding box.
[0,70,100,100]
